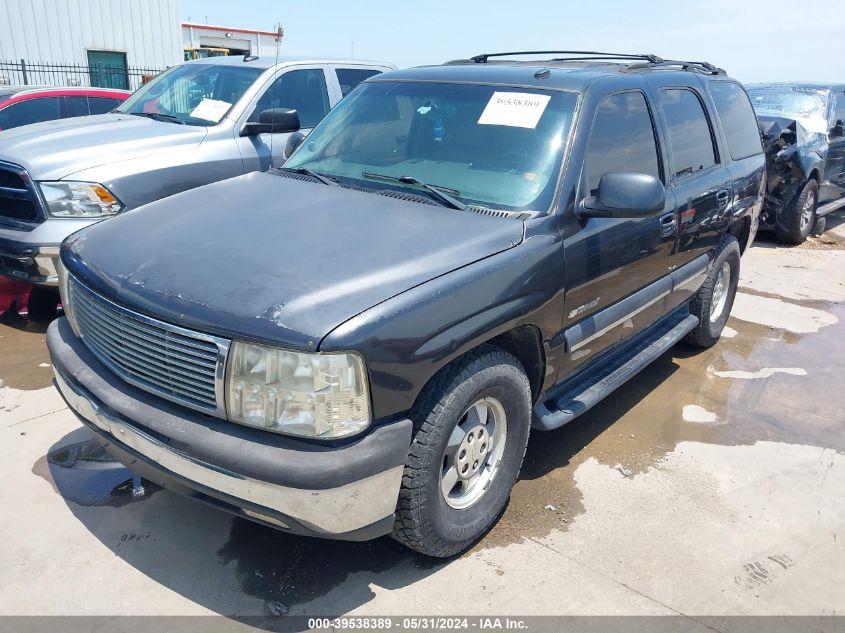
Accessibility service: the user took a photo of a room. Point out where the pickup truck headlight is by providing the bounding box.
[225,341,371,439]
[38,181,124,218]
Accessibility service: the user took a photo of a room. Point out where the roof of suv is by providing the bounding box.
[182,55,393,70]
[375,52,728,91]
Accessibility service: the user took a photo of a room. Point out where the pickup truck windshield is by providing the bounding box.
[116,63,263,126]
[285,81,578,211]
[747,86,831,136]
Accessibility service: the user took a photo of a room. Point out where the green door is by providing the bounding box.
[87,50,129,90]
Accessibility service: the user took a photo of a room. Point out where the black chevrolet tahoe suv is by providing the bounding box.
[47,51,765,557]
[747,83,845,244]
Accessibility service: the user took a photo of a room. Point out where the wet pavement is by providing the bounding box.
[1,213,844,621]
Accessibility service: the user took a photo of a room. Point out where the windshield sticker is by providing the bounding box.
[190,98,231,122]
[478,92,551,129]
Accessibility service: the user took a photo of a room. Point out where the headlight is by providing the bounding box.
[226,341,371,439]
[38,181,124,218]
[56,259,80,336]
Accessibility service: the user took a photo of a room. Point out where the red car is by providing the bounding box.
[0,86,131,131]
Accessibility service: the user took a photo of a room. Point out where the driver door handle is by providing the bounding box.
[660,212,677,237]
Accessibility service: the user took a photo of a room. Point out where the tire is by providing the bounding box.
[392,344,531,557]
[775,179,818,245]
[684,234,741,348]
[26,286,60,323]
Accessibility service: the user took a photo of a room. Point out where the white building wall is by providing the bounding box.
[0,0,182,68]
[181,24,280,58]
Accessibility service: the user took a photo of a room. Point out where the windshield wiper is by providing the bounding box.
[129,112,185,125]
[362,172,467,211]
[279,167,337,186]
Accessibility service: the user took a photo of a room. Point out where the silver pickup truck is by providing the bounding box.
[0,55,394,319]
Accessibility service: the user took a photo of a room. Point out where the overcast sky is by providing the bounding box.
[181,0,843,84]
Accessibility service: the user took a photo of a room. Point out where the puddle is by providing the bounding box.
[478,301,845,550]
[218,518,443,610]
[32,438,161,507]
[0,310,56,390]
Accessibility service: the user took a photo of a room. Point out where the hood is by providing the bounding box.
[63,171,524,349]
[0,114,207,180]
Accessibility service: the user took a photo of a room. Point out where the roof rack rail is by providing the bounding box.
[627,59,725,75]
[469,51,664,64]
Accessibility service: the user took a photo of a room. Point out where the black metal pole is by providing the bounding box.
[20,59,28,85]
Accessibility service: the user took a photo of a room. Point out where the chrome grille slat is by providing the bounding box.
[86,303,219,359]
[74,313,217,395]
[69,277,229,415]
[74,304,217,377]
[80,331,217,402]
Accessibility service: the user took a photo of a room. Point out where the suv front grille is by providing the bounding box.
[0,198,38,222]
[0,161,42,225]
[69,278,230,416]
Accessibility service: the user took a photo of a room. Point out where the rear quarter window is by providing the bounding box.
[87,97,122,114]
[335,68,383,97]
[659,88,717,179]
[709,82,763,160]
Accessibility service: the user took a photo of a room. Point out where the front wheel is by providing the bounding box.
[392,345,531,557]
[684,234,740,348]
[775,179,818,245]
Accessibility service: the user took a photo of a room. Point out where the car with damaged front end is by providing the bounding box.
[47,52,765,557]
[748,83,845,244]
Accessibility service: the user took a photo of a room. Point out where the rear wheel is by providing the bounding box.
[26,286,60,323]
[684,234,740,348]
[775,179,818,245]
[392,345,531,557]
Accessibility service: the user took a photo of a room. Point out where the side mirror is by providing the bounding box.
[831,120,844,138]
[579,172,665,219]
[284,130,306,158]
[241,108,301,136]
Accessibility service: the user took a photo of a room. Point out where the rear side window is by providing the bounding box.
[335,68,382,97]
[584,91,661,194]
[709,82,762,160]
[64,96,91,117]
[88,97,121,114]
[0,97,61,130]
[251,68,330,128]
[659,89,717,179]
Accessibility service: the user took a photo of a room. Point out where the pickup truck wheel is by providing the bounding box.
[775,179,818,245]
[684,234,740,348]
[392,345,531,557]
[26,287,60,323]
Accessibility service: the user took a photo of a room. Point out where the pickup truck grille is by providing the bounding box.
[69,278,230,416]
[0,161,41,224]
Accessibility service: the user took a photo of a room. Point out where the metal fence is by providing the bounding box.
[0,59,165,91]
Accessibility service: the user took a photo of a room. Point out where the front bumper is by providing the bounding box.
[47,317,413,540]
[0,218,96,285]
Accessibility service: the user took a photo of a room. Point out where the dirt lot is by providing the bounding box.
[1,215,844,625]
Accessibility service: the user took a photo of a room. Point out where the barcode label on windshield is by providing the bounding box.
[478,92,551,129]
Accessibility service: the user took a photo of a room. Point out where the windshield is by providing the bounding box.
[285,81,578,211]
[747,86,830,136]
[116,63,263,126]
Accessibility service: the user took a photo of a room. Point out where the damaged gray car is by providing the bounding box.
[748,83,845,244]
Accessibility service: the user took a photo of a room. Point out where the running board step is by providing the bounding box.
[817,197,845,218]
[532,313,699,431]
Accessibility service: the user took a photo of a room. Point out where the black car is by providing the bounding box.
[748,83,845,244]
[47,51,765,557]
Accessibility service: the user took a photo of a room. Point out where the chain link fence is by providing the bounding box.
[0,59,165,91]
